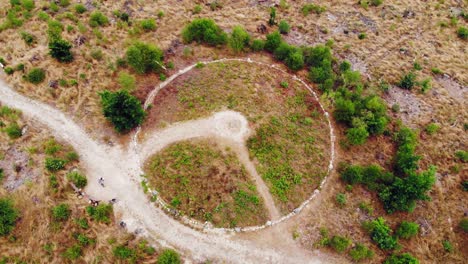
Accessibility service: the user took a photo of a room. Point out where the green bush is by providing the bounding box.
[301,4,326,15]
[0,168,4,182]
[379,166,436,213]
[63,244,82,260]
[5,123,22,139]
[459,218,468,232]
[140,19,156,31]
[182,18,227,46]
[113,245,136,260]
[157,249,181,264]
[349,243,374,261]
[264,31,282,52]
[66,171,87,188]
[442,240,453,252]
[47,20,63,41]
[86,203,113,223]
[74,218,89,229]
[25,68,46,84]
[74,4,87,14]
[49,38,73,63]
[89,11,109,27]
[0,198,19,236]
[99,89,145,133]
[383,253,419,264]
[365,217,398,250]
[193,5,202,14]
[335,193,346,207]
[118,72,136,90]
[268,7,276,26]
[341,165,363,185]
[346,123,369,145]
[339,61,351,72]
[457,26,468,40]
[455,150,468,162]
[45,157,66,172]
[425,123,439,135]
[396,221,419,239]
[329,235,351,252]
[285,50,304,71]
[21,0,35,11]
[126,42,164,74]
[20,31,35,45]
[52,203,71,221]
[398,72,417,90]
[228,25,250,53]
[278,20,290,34]
[251,39,265,51]
[4,67,14,75]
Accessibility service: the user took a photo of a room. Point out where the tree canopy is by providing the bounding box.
[126,42,164,74]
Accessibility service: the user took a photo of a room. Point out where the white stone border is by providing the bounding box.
[132,58,336,234]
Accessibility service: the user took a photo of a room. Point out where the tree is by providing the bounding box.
[0,198,19,236]
[228,25,250,53]
[126,42,164,74]
[157,249,181,264]
[182,18,227,46]
[49,38,73,62]
[99,89,145,133]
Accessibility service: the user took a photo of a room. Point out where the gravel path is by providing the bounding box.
[0,78,322,263]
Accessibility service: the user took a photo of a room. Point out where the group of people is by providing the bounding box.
[73,177,116,207]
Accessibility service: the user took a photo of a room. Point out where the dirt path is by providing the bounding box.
[0,78,325,263]
[138,111,282,220]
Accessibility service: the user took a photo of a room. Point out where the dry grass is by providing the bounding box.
[0,0,467,263]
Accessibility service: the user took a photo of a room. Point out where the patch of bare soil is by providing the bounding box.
[0,147,39,191]
[435,75,467,103]
[384,86,433,128]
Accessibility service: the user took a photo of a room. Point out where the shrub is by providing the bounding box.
[49,38,74,63]
[329,235,351,252]
[45,157,66,172]
[86,203,113,223]
[47,20,63,41]
[349,243,374,261]
[301,4,326,15]
[67,171,87,188]
[0,169,3,182]
[193,5,202,14]
[0,198,19,236]
[74,4,87,14]
[20,31,35,45]
[99,89,145,133]
[442,240,453,252]
[285,50,304,71]
[335,193,346,207]
[5,123,22,139]
[182,18,227,46]
[228,25,250,53]
[264,31,282,52]
[4,67,14,75]
[396,221,419,239]
[302,45,332,67]
[346,124,369,145]
[455,150,468,162]
[251,39,265,51]
[26,68,46,84]
[459,218,468,232]
[457,26,468,40]
[118,72,136,90]
[157,249,181,264]
[126,42,164,74]
[63,244,82,260]
[90,49,103,60]
[365,217,398,250]
[431,68,443,75]
[140,19,156,31]
[89,11,109,27]
[383,253,419,264]
[379,166,436,213]
[398,72,417,90]
[425,123,439,135]
[21,0,34,11]
[74,218,89,229]
[278,20,290,34]
[339,61,351,72]
[341,165,363,185]
[268,7,276,26]
[52,203,71,221]
[113,245,136,260]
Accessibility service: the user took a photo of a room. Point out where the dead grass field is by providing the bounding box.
[0,0,467,263]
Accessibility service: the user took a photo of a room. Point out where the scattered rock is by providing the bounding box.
[49,80,58,89]
[403,9,416,19]
[74,36,87,46]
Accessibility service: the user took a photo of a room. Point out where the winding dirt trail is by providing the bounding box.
[0,78,324,263]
